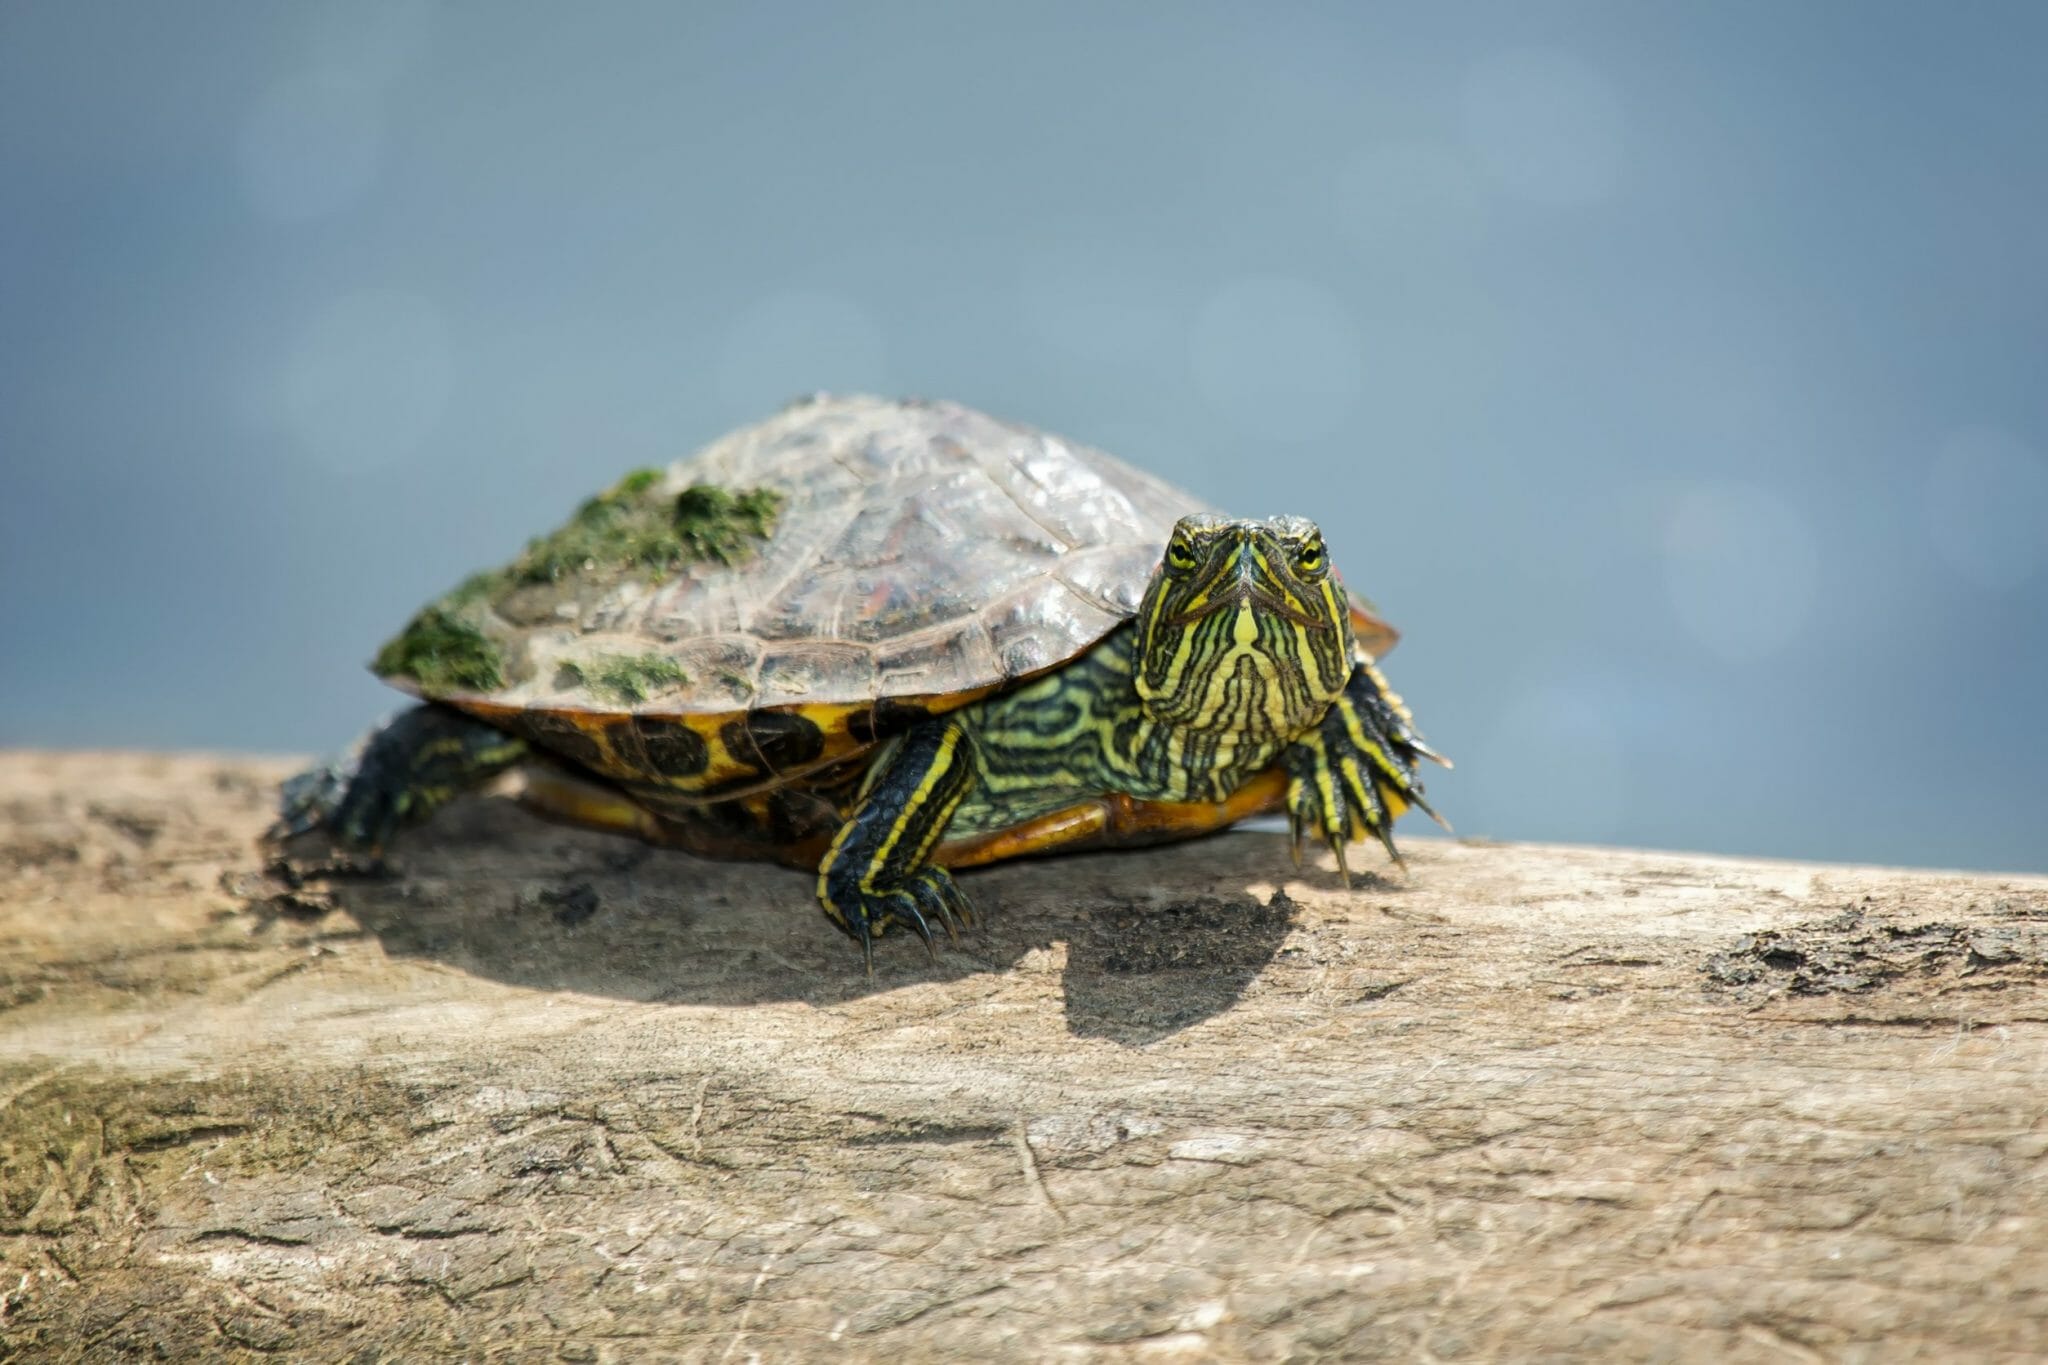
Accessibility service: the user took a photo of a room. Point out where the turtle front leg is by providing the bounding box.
[268,704,528,857]
[1282,658,1448,884]
[816,717,979,972]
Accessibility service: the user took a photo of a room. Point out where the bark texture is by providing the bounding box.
[3,751,2046,1362]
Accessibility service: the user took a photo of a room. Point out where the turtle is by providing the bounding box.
[272,394,1447,969]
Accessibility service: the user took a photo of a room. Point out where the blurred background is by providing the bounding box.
[3,1,2043,872]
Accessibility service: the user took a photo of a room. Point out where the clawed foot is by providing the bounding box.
[267,756,358,845]
[262,706,527,859]
[263,720,409,858]
[826,865,978,975]
[1283,662,1450,886]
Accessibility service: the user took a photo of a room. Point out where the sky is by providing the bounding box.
[2,1,2044,873]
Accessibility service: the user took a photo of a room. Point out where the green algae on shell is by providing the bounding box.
[556,653,690,704]
[371,475,784,695]
[517,474,785,585]
[371,605,505,694]
[670,484,785,565]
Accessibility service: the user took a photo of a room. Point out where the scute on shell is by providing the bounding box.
[383,395,1205,714]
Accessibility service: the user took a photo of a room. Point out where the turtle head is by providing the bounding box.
[1132,514,1355,735]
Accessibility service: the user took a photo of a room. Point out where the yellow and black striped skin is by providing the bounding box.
[284,516,1440,970]
[809,516,1442,965]
[270,705,530,855]
[814,719,983,967]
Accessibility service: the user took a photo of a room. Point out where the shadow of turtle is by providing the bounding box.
[266,792,1390,1044]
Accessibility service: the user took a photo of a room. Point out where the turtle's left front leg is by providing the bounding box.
[817,716,980,972]
[1282,658,1448,882]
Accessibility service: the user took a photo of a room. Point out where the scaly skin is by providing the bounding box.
[815,516,1443,966]
[276,515,1444,971]
[269,707,527,857]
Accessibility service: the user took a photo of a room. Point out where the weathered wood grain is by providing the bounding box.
[3,751,2045,1361]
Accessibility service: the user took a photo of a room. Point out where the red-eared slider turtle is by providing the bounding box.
[273,395,1446,968]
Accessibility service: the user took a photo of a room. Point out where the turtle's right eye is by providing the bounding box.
[1291,536,1327,579]
[1166,537,1199,574]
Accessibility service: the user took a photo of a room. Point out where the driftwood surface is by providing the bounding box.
[2,750,2046,1362]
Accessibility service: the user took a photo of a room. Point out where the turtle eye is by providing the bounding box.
[1292,537,1327,579]
[1166,536,1199,575]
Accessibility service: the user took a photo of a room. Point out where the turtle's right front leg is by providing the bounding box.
[816,717,979,971]
[268,703,528,856]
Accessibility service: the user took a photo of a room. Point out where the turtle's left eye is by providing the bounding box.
[1292,538,1327,578]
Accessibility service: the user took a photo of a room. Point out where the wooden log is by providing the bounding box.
[3,750,2045,1361]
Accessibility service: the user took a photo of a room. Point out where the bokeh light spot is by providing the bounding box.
[717,290,887,412]
[1462,48,1624,206]
[1926,426,2048,590]
[1190,276,1364,443]
[274,290,452,471]
[1663,482,1819,662]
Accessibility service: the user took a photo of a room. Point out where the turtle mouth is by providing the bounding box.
[1165,578,1332,632]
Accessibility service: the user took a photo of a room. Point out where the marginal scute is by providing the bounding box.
[844,710,880,746]
[561,653,688,704]
[720,711,828,781]
[649,635,762,709]
[629,716,711,779]
[513,713,611,776]
[874,619,998,694]
[757,642,877,709]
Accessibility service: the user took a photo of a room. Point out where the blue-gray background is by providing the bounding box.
[4,2,2044,873]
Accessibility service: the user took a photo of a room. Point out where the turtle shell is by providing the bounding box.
[372,394,1397,796]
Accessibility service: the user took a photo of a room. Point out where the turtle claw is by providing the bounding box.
[266,758,357,847]
[831,865,976,972]
[1409,787,1453,833]
[912,877,964,942]
[885,889,940,964]
[932,868,977,930]
[1284,738,1369,887]
[905,908,939,963]
[1372,819,1407,871]
[1409,737,1453,770]
[1282,661,1446,887]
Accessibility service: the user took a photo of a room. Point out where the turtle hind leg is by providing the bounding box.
[268,704,528,856]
